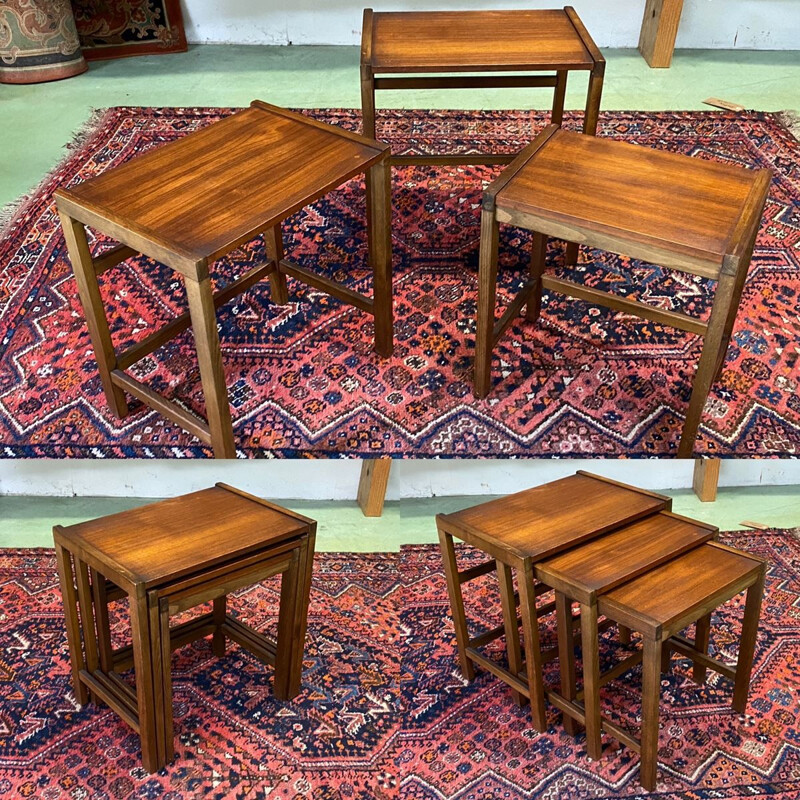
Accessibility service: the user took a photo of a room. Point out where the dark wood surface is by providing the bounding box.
[600,542,765,637]
[55,485,308,588]
[369,9,595,72]
[493,127,768,274]
[56,102,387,266]
[437,472,669,561]
[537,511,717,604]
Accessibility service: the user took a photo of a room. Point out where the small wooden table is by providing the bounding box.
[475,125,772,457]
[53,483,316,773]
[55,101,392,458]
[435,471,670,731]
[592,542,765,789]
[536,511,717,745]
[361,6,605,166]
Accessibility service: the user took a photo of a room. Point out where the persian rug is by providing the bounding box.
[1,108,798,458]
[0,549,404,799]
[1,531,798,798]
[71,0,186,60]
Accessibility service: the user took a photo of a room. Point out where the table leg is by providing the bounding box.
[640,636,663,791]
[692,613,711,684]
[212,596,226,657]
[264,224,288,305]
[497,563,526,707]
[357,458,391,517]
[367,158,394,357]
[59,211,129,418]
[551,70,567,126]
[555,592,578,735]
[678,270,739,457]
[638,0,684,68]
[156,596,175,763]
[474,207,499,398]
[183,273,236,459]
[274,548,303,700]
[91,568,115,673]
[75,559,100,703]
[437,529,475,681]
[526,232,547,322]
[580,601,602,758]
[583,64,605,136]
[130,589,162,773]
[732,568,766,713]
[518,561,547,732]
[54,543,89,705]
[361,65,377,140]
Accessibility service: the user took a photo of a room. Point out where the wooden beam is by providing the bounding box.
[693,458,720,502]
[639,0,684,68]
[357,458,392,517]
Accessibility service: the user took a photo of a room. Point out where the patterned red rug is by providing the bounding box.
[0,532,798,798]
[1,108,798,458]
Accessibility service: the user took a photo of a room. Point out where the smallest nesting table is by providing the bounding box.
[361,6,605,166]
[54,483,316,772]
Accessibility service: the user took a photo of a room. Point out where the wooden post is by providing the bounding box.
[692,458,720,502]
[357,458,392,516]
[638,0,684,68]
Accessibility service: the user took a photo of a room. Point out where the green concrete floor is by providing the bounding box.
[2,486,798,550]
[2,45,799,209]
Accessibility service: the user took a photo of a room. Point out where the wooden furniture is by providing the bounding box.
[475,125,772,457]
[54,100,393,458]
[536,511,717,745]
[53,483,316,773]
[556,541,766,789]
[361,6,605,167]
[639,0,684,68]
[435,471,671,730]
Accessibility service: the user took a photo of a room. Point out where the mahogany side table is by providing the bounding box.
[475,125,772,457]
[361,6,605,167]
[54,483,316,772]
[435,470,670,730]
[55,100,392,458]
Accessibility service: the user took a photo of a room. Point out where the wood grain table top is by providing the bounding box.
[53,485,311,588]
[55,101,388,266]
[536,511,717,604]
[367,9,597,72]
[436,471,670,562]
[490,126,772,276]
[599,542,765,636]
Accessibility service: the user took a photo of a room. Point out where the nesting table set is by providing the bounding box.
[437,471,766,790]
[53,6,772,459]
[54,484,316,772]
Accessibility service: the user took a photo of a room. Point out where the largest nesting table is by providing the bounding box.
[54,101,392,458]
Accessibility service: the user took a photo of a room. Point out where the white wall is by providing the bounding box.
[1,459,798,499]
[182,0,800,49]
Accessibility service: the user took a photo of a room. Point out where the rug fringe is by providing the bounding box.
[0,108,111,240]
[776,110,800,142]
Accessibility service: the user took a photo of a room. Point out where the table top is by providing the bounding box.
[55,101,387,267]
[365,8,599,72]
[599,542,764,637]
[490,126,772,276]
[436,471,670,562]
[54,484,312,588]
[536,511,717,604]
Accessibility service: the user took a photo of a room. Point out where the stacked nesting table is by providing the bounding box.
[54,483,316,772]
[437,471,766,789]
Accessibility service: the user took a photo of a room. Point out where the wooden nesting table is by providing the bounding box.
[54,483,316,773]
[475,125,772,456]
[436,471,671,731]
[361,6,605,166]
[54,101,392,458]
[437,471,766,790]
